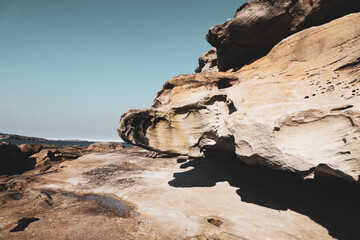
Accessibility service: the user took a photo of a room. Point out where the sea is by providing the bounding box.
[2,139,133,147]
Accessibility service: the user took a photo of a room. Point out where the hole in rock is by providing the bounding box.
[207,217,223,227]
[177,158,187,163]
[164,82,174,90]
[331,105,353,111]
[217,78,233,89]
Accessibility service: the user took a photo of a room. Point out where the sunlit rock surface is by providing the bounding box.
[206,0,360,71]
[119,13,360,182]
[1,149,359,239]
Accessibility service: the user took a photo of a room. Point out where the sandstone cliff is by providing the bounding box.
[200,0,360,72]
[119,12,360,182]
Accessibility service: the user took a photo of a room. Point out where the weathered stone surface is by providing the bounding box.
[1,149,358,239]
[195,47,218,73]
[19,144,43,157]
[119,13,360,182]
[206,0,360,71]
[87,142,123,152]
[29,149,53,168]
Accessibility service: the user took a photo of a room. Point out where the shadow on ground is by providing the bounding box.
[168,155,360,240]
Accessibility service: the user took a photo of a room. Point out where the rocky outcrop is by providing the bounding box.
[87,142,123,152]
[19,144,43,157]
[0,143,28,175]
[119,13,360,182]
[195,47,218,73]
[0,143,89,175]
[205,0,360,71]
[28,149,54,168]
[3,149,359,239]
[0,143,55,174]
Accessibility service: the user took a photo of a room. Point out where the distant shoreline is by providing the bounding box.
[0,133,129,147]
[2,139,96,147]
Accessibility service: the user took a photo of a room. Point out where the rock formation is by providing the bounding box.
[19,144,43,157]
[28,149,54,168]
[205,0,360,71]
[87,142,123,152]
[119,12,360,182]
[0,142,28,175]
[195,47,218,73]
[2,148,359,239]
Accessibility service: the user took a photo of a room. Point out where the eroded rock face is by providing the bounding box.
[119,13,360,182]
[29,149,53,168]
[206,0,360,71]
[195,47,218,73]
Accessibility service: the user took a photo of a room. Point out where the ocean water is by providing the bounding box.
[2,139,133,147]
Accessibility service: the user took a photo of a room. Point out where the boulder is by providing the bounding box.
[206,0,360,71]
[28,149,53,168]
[0,142,27,175]
[19,144,43,157]
[118,13,360,182]
[87,142,123,152]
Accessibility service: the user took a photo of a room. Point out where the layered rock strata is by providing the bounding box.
[119,13,360,182]
[206,0,360,71]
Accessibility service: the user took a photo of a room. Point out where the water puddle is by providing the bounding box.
[64,192,132,217]
[8,193,23,200]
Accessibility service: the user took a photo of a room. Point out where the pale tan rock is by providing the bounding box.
[1,149,358,239]
[119,13,360,182]
[29,149,53,168]
[87,142,123,152]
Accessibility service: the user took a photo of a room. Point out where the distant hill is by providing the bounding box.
[0,133,47,141]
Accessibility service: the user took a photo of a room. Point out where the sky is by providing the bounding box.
[0,0,244,142]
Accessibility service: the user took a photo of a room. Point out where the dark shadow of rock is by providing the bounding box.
[168,156,360,240]
[10,217,40,232]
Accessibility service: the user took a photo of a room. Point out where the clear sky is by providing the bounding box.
[0,0,244,141]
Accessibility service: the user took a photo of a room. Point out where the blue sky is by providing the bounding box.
[0,0,244,141]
